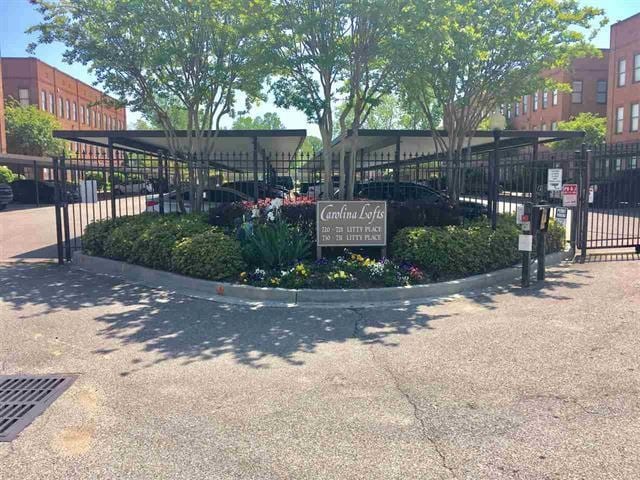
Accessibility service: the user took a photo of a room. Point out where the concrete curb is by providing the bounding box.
[72,250,572,308]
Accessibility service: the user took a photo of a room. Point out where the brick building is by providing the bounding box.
[606,13,640,143]
[1,57,126,157]
[509,51,610,132]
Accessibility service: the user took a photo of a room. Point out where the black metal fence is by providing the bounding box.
[50,141,640,264]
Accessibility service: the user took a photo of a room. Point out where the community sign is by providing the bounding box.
[317,201,387,247]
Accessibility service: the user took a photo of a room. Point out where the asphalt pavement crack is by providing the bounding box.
[366,345,458,479]
[348,308,365,338]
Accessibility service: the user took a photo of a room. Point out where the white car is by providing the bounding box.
[113,180,153,195]
[145,187,250,213]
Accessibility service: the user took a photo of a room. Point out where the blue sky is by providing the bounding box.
[1,0,640,134]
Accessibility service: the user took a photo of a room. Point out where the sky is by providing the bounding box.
[1,0,640,136]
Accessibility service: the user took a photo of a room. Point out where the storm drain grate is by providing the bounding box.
[0,374,76,442]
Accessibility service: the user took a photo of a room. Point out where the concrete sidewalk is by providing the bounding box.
[1,257,639,479]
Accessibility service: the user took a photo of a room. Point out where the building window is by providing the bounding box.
[596,80,607,104]
[72,102,77,121]
[65,100,70,119]
[514,102,520,117]
[542,90,548,109]
[18,89,30,106]
[551,121,558,131]
[635,54,640,83]
[616,106,624,134]
[541,123,547,131]
[523,95,529,114]
[40,91,47,110]
[571,81,583,104]
[57,97,63,117]
[49,93,54,113]
[533,92,539,111]
[103,114,107,129]
[631,103,639,132]
[630,156,638,169]
[615,158,622,171]
[80,106,85,124]
[618,58,627,87]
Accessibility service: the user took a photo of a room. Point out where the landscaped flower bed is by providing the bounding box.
[81,200,565,289]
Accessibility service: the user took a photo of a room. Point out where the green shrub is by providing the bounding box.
[129,214,209,270]
[242,220,312,270]
[82,218,125,256]
[102,214,157,261]
[544,219,566,253]
[0,165,16,184]
[172,228,245,280]
[391,219,521,281]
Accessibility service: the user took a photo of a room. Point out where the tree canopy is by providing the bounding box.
[551,113,607,151]
[232,112,285,130]
[4,100,65,156]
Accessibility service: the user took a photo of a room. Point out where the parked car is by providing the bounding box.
[0,183,13,210]
[113,179,153,195]
[355,181,488,219]
[222,181,288,199]
[10,179,80,204]
[145,187,251,213]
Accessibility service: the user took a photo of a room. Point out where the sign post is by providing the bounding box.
[316,201,387,259]
[547,168,563,192]
[519,203,533,287]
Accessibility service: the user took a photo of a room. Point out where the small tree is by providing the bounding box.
[391,0,605,201]
[4,100,65,156]
[29,0,272,212]
[551,113,606,151]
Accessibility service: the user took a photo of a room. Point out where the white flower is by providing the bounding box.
[267,211,275,222]
[251,207,260,218]
[270,198,283,211]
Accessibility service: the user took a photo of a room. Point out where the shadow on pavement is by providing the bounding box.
[0,261,589,372]
[581,252,640,263]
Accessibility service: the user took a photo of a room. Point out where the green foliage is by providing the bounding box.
[172,229,246,281]
[82,217,128,257]
[129,214,210,270]
[102,214,157,261]
[544,219,567,254]
[242,220,312,270]
[84,171,108,190]
[550,113,607,151]
[232,112,284,130]
[391,218,524,281]
[299,136,322,154]
[0,166,16,184]
[390,0,606,171]
[4,100,65,156]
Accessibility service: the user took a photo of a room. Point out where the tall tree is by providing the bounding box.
[551,113,607,151]
[232,112,285,130]
[337,0,395,199]
[28,0,271,212]
[270,0,350,199]
[391,0,605,201]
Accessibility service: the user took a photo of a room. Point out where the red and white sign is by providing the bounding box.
[562,183,578,207]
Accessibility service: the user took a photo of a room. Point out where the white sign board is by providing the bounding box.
[80,180,98,203]
[518,234,533,252]
[547,168,563,192]
[562,183,578,207]
[516,204,525,224]
[555,207,568,226]
[589,186,595,204]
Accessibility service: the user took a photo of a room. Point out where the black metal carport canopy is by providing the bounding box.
[331,129,586,158]
[53,129,307,158]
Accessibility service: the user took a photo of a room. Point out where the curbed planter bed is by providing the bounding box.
[72,249,572,308]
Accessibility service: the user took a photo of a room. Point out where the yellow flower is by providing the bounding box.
[240,272,247,278]
[270,277,280,286]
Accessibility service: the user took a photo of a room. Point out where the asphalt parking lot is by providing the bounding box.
[1,253,639,479]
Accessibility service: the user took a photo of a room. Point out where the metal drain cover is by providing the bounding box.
[0,374,76,442]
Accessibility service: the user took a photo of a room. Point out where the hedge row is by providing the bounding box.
[390,217,565,281]
[83,213,245,281]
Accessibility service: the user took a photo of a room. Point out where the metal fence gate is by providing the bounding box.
[584,143,640,251]
[50,141,640,265]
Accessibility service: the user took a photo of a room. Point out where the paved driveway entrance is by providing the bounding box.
[1,256,639,479]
